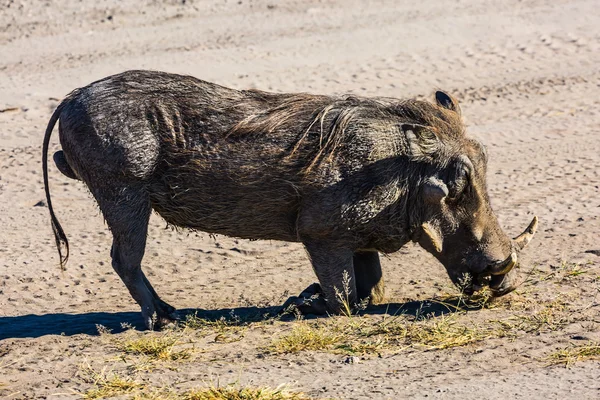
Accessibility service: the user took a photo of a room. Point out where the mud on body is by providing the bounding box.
[42,70,537,330]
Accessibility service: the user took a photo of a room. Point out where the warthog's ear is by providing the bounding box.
[435,91,461,114]
[402,124,439,157]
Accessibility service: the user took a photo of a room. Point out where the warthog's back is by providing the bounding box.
[57,70,390,242]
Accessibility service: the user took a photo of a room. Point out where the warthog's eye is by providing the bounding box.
[448,163,470,200]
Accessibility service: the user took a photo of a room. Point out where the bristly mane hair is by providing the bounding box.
[227,91,465,173]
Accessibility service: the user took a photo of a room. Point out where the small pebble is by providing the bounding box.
[344,356,361,364]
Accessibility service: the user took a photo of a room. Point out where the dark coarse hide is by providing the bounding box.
[42,70,538,329]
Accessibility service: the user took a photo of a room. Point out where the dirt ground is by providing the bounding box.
[1,0,600,399]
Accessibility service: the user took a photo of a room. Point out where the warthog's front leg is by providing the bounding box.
[353,251,385,305]
[301,242,357,315]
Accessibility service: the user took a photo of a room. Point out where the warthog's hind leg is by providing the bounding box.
[96,185,177,330]
[353,251,385,305]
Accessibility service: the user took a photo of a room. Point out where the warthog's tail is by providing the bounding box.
[42,101,69,269]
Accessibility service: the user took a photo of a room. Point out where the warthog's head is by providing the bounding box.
[409,91,537,296]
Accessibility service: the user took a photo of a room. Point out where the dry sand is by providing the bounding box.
[1,0,599,398]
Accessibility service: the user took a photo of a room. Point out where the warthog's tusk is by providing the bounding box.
[488,252,517,276]
[513,216,539,251]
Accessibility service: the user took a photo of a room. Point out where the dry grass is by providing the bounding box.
[539,259,593,284]
[401,315,485,350]
[113,260,589,362]
[117,331,194,362]
[80,363,313,400]
[360,313,490,351]
[514,305,569,333]
[266,284,586,356]
[115,259,591,361]
[333,270,366,318]
[79,365,144,399]
[181,308,288,344]
[434,287,497,311]
[185,384,313,400]
[184,314,236,330]
[102,382,313,400]
[492,296,571,336]
[132,389,179,400]
[268,313,491,355]
[68,258,594,400]
[268,322,343,354]
[183,313,249,343]
[547,342,600,367]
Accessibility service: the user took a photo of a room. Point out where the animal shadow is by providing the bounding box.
[0,291,478,340]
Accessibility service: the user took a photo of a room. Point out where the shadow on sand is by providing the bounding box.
[0,295,477,340]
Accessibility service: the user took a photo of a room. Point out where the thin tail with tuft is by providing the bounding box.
[42,101,69,269]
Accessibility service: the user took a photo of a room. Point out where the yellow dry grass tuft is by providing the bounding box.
[361,313,488,351]
[267,312,491,355]
[79,365,144,399]
[81,368,313,400]
[402,315,485,350]
[132,387,180,400]
[267,322,343,354]
[185,384,313,400]
[547,342,600,367]
[118,331,193,361]
[129,383,314,400]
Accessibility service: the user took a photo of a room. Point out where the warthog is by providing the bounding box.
[42,70,537,329]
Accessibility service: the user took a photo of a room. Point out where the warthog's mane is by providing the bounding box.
[227,90,466,173]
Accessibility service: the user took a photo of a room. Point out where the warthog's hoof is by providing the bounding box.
[281,283,327,316]
[143,299,180,330]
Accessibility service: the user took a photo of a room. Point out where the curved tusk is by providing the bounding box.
[488,252,517,276]
[514,216,539,251]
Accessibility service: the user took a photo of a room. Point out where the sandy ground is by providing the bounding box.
[1,0,600,398]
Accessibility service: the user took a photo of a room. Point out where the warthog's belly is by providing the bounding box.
[147,161,302,242]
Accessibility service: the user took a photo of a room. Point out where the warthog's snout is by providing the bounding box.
[477,216,539,297]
